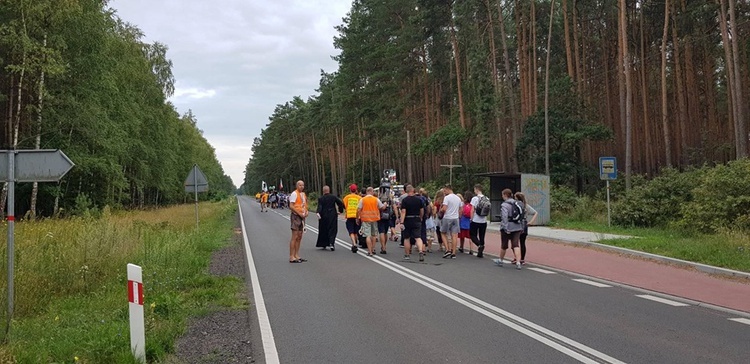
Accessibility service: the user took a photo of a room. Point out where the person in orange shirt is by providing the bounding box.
[260,191,269,212]
[288,180,308,263]
[357,187,385,256]
[342,184,362,253]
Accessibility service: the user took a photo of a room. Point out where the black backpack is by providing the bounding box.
[504,200,525,223]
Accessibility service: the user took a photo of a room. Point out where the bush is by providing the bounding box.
[612,168,706,227]
[550,185,578,213]
[678,159,750,233]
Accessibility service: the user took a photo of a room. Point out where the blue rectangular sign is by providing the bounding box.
[599,157,617,180]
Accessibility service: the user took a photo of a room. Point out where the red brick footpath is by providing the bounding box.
[475,226,750,315]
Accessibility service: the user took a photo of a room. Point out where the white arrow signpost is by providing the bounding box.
[184,165,208,229]
[0,149,74,338]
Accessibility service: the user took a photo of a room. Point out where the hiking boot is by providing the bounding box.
[493,258,503,267]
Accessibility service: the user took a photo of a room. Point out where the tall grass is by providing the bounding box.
[0,199,243,363]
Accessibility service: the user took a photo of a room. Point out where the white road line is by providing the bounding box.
[238,199,281,364]
[268,206,624,363]
[527,267,557,274]
[728,318,750,326]
[573,279,613,288]
[636,294,690,307]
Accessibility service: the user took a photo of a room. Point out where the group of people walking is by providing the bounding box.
[257,190,287,212]
[282,180,538,268]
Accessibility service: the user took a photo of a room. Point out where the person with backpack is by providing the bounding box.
[515,192,538,265]
[433,189,446,252]
[417,188,432,251]
[377,189,394,254]
[458,192,474,254]
[470,184,490,258]
[493,188,524,270]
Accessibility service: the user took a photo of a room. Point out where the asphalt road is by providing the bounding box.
[237,196,750,364]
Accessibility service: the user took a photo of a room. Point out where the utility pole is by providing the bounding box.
[407,130,413,184]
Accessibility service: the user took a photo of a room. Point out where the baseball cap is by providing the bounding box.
[349,184,358,192]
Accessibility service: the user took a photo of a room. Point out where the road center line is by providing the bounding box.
[268,207,624,363]
[636,294,689,307]
[238,198,281,364]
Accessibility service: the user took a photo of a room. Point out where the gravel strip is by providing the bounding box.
[172,215,256,363]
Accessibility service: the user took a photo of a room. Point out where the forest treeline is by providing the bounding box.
[244,0,750,196]
[0,0,235,217]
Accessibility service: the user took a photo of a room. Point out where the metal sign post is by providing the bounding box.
[599,157,617,227]
[184,165,209,229]
[0,149,74,339]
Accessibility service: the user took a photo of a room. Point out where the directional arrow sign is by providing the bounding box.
[0,149,75,182]
[184,165,209,193]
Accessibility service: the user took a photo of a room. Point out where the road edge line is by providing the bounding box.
[238,197,280,364]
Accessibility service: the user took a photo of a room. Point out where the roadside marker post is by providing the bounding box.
[0,149,74,340]
[599,157,617,227]
[127,264,145,363]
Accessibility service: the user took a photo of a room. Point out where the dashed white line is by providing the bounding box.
[636,294,689,307]
[527,267,557,274]
[238,199,280,364]
[728,318,750,326]
[572,279,613,288]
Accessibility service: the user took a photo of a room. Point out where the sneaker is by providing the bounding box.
[366,252,373,257]
[351,245,358,253]
[511,259,517,265]
[469,250,474,256]
[442,251,452,259]
[451,254,456,259]
[493,258,503,267]
[380,250,387,255]
[330,245,335,251]
[516,262,522,270]
[404,255,410,261]
[477,246,484,258]
[521,260,526,265]
[419,253,424,262]
[458,248,464,253]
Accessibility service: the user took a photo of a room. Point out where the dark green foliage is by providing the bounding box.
[678,159,750,233]
[0,0,234,215]
[612,168,707,227]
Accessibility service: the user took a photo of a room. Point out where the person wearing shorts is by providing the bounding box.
[288,181,308,263]
[494,188,524,270]
[357,187,384,256]
[399,185,425,261]
[342,184,362,253]
[458,192,473,254]
[440,185,462,259]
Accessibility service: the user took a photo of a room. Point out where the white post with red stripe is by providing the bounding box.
[127,264,145,363]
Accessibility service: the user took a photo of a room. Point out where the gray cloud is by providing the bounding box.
[109,0,350,186]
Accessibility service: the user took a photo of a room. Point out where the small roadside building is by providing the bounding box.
[475,172,551,225]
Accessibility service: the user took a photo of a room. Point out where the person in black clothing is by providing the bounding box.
[399,184,425,262]
[315,186,345,251]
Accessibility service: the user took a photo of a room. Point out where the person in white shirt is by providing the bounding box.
[439,185,462,259]
[470,184,488,258]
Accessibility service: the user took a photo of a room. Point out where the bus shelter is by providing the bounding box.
[475,172,550,225]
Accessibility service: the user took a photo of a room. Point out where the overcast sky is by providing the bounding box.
[109,0,351,188]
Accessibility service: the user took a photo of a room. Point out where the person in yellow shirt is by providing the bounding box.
[357,187,385,256]
[260,191,269,212]
[288,180,308,263]
[342,184,362,253]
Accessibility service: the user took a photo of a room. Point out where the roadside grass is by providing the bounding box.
[550,213,750,273]
[0,199,244,363]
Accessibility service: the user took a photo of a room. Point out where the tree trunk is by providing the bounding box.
[544,0,556,176]
[671,5,688,165]
[449,17,467,130]
[728,0,747,157]
[660,0,672,167]
[562,0,575,80]
[620,0,633,189]
[499,0,520,171]
[639,12,652,173]
[30,34,47,219]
